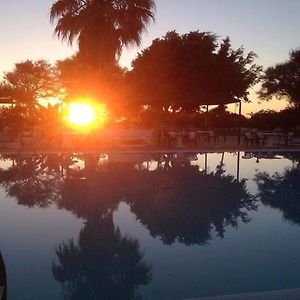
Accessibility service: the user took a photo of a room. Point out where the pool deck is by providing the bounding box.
[0,135,300,154]
[185,288,300,300]
[0,144,300,154]
[1,135,300,154]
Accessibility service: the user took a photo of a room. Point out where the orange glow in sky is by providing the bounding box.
[1,0,299,114]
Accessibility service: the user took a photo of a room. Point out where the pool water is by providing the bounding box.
[0,152,300,300]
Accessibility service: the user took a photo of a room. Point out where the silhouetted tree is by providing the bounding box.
[1,153,256,248]
[249,108,300,130]
[53,214,151,300]
[0,60,59,109]
[127,31,261,113]
[54,153,253,246]
[259,49,300,108]
[0,154,65,207]
[0,60,61,133]
[50,0,156,69]
[50,154,152,300]
[255,159,300,225]
[126,164,256,245]
[207,105,247,128]
[56,55,126,117]
[0,153,127,210]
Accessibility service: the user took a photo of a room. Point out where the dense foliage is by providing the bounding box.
[0,60,58,108]
[127,31,261,112]
[255,154,300,225]
[0,60,61,133]
[259,49,300,108]
[249,108,300,131]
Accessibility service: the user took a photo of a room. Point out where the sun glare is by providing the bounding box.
[67,101,108,128]
[68,103,96,126]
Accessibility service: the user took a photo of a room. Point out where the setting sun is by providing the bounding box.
[68,103,97,127]
[67,102,108,127]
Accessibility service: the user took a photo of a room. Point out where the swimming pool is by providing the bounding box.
[0,151,300,300]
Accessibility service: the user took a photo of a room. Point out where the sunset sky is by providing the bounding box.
[1,0,300,114]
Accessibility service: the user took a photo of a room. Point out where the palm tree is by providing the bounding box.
[50,0,156,69]
[53,214,152,300]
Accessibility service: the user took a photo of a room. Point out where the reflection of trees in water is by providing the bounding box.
[53,214,151,300]
[255,158,300,225]
[0,153,256,297]
[51,156,152,300]
[0,154,64,207]
[280,152,300,164]
[58,159,134,219]
[0,153,127,211]
[127,164,256,245]
[0,154,256,246]
[0,154,101,208]
[0,154,153,299]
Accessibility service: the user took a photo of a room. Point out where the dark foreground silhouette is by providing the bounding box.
[0,153,257,299]
[0,252,6,300]
[255,153,300,225]
[52,214,151,300]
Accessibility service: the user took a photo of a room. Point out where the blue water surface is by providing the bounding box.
[0,151,299,300]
